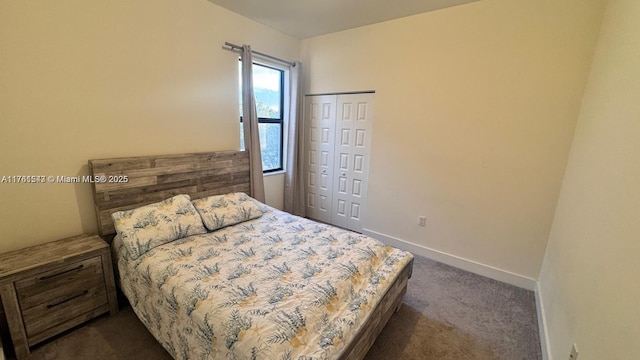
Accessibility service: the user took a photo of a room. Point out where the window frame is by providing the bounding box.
[239,61,286,174]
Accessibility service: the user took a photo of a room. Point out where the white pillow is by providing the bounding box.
[192,192,262,231]
[111,194,207,259]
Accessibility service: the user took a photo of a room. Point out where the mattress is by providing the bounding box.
[112,204,413,360]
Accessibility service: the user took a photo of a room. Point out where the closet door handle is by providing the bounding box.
[341,172,346,176]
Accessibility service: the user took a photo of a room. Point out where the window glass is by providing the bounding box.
[239,62,285,172]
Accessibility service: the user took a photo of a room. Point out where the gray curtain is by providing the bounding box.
[284,62,306,216]
[240,45,266,202]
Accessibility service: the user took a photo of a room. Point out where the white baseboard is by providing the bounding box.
[535,282,552,360]
[362,228,537,291]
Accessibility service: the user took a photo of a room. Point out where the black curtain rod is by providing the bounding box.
[222,42,296,67]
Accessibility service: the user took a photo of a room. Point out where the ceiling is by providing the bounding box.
[208,0,480,39]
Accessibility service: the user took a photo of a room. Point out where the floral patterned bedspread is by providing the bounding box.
[113,204,413,360]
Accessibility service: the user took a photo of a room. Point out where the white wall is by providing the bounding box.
[264,173,285,210]
[0,0,299,253]
[301,0,605,281]
[538,0,640,358]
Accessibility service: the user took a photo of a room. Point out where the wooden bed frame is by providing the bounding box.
[88,150,412,360]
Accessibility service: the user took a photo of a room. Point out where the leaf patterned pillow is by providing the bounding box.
[192,192,263,231]
[112,194,207,259]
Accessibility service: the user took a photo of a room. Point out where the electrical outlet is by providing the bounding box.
[418,216,426,227]
[569,344,579,360]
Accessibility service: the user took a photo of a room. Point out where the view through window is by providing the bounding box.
[239,62,284,173]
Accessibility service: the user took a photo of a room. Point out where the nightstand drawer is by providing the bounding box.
[15,256,105,310]
[15,256,109,341]
[21,282,107,340]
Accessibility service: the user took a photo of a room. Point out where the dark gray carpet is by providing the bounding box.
[365,255,542,360]
[15,255,541,360]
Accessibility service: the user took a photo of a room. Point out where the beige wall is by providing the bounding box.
[301,0,605,280]
[0,0,298,253]
[538,0,640,358]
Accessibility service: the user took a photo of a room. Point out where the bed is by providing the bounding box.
[88,150,413,360]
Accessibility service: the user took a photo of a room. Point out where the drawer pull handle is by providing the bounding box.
[46,290,89,309]
[39,264,84,281]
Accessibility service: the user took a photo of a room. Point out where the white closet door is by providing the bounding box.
[332,93,374,232]
[304,95,336,223]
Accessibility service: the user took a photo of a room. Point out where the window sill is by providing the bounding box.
[263,170,285,177]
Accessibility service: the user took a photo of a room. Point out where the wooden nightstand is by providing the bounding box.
[0,234,118,359]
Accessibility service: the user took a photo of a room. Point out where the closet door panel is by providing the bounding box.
[304,95,336,223]
[305,92,373,232]
[333,93,374,232]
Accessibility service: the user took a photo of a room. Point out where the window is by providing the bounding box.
[239,62,285,173]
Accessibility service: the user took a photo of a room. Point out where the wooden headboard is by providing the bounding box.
[88,150,250,237]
